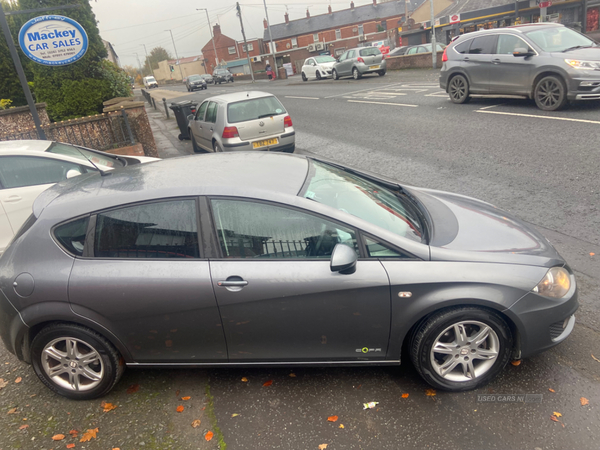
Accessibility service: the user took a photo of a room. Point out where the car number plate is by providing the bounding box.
[369,65,380,70]
[253,138,278,149]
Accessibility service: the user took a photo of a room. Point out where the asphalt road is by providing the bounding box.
[1,70,599,450]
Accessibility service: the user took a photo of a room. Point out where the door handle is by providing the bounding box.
[218,280,248,287]
[210,128,214,132]
[3,195,22,203]
[463,57,470,62]
[492,58,501,64]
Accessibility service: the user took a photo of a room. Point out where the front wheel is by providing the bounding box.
[316,71,322,80]
[332,69,339,80]
[30,323,124,400]
[534,75,567,111]
[302,72,307,82]
[353,67,361,80]
[191,132,201,153]
[448,74,471,104]
[410,307,513,391]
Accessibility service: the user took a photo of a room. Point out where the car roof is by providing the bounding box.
[453,23,564,42]
[0,139,52,152]
[200,90,276,104]
[0,147,98,168]
[33,152,310,219]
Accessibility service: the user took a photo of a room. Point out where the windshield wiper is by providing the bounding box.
[257,112,280,118]
[562,45,593,52]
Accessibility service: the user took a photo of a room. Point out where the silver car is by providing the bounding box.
[332,46,387,80]
[188,91,295,153]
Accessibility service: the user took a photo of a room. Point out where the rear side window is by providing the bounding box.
[227,96,286,123]
[94,200,199,259]
[454,40,471,54]
[55,216,89,256]
[468,35,496,54]
[359,48,381,57]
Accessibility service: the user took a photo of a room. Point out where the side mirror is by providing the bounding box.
[66,169,82,179]
[330,243,358,274]
[187,114,194,122]
[513,48,534,57]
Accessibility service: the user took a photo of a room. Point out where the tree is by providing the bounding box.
[145,46,173,71]
[17,0,131,121]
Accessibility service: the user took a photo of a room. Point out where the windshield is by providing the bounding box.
[303,161,425,243]
[314,56,336,63]
[188,75,201,81]
[227,96,286,123]
[146,77,156,82]
[47,142,123,169]
[525,26,594,52]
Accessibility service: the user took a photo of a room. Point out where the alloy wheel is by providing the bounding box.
[449,76,468,103]
[535,77,566,111]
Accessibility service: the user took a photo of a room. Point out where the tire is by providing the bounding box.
[352,67,361,80]
[213,140,223,152]
[534,75,567,111]
[230,78,234,83]
[30,323,124,400]
[448,74,471,104]
[410,307,513,392]
[302,72,307,82]
[316,71,322,80]
[191,132,201,153]
[378,70,386,77]
[332,69,339,80]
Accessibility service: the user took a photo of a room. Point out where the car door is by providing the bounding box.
[68,198,228,362]
[334,51,347,76]
[207,198,391,361]
[345,50,357,74]
[463,35,497,93]
[305,58,316,78]
[0,155,88,241]
[489,34,535,95]
[203,102,219,151]
[190,101,209,149]
[0,201,13,255]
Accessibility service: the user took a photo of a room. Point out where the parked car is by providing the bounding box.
[188,91,294,153]
[440,23,600,110]
[0,140,159,255]
[143,76,158,89]
[387,46,409,57]
[301,55,337,81]
[0,152,577,399]
[332,47,387,80]
[185,74,207,91]
[213,69,234,84]
[405,43,446,55]
[200,74,214,84]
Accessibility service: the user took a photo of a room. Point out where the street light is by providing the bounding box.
[165,29,184,81]
[197,8,218,73]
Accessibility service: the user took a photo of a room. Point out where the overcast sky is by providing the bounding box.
[91,0,380,68]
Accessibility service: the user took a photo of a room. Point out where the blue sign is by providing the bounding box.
[18,15,88,66]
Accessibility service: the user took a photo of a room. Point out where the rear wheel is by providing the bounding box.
[31,323,124,400]
[213,141,223,152]
[448,74,471,104]
[534,75,567,111]
[352,67,361,80]
[302,72,307,82]
[378,70,386,77]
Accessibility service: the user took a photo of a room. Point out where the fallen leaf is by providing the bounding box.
[231,413,240,417]
[52,434,65,441]
[191,419,201,428]
[263,380,273,387]
[553,411,562,418]
[592,354,600,363]
[67,445,76,449]
[363,401,379,409]
[181,396,191,401]
[112,448,120,450]
[79,428,98,443]
[289,373,296,378]
[339,424,344,429]
[241,377,248,382]
[318,444,328,450]
[205,431,214,441]
[550,415,559,422]
[425,389,436,397]
[580,397,589,406]
[126,384,140,394]
[69,429,78,437]
[327,415,338,422]
[18,424,28,430]
[101,402,118,413]
[401,393,409,398]
[511,360,522,366]
[590,252,595,256]
[176,405,184,413]
[0,379,8,389]
[15,377,22,383]
[548,388,555,393]
[7,407,17,414]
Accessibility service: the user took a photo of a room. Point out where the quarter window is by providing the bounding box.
[0,156,89,189]
[454,39,471,54]
[211,199,359,259]
[55,216,89,257]
[364,237,409,258]
[94,200,199,258]
[468,35,496,54]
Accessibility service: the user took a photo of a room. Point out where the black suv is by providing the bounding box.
[185,74,207,92]
[213,69,234,84]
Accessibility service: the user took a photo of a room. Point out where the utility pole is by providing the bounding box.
[134,52,143,73]
[198,8,219,72]
[142,43,150,76]
[166,29,184,81]
[236,2,255,82]
[430,0,437,69]
[0,2,46,139]
[263,0,278,71]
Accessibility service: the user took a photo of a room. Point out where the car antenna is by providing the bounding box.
[73,146,111,177]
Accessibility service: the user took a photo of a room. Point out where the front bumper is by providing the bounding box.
[566,70,600,100]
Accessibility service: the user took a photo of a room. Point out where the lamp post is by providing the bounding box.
[165,29,184,81]
[197,8,219,73]
[263,0,278,72]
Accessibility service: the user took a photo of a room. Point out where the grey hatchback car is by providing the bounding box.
[440,23,600,110]
[188,91,295,153]
[0,153,577,399]
[332,46,387,80]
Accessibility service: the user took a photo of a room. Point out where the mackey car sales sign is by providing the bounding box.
[18,15,88,66]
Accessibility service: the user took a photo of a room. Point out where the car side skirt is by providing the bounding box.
[127,360,401,368]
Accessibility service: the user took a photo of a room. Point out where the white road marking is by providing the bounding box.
[285,96,320,100]
[347,100,418,107]
[477,110,600,125]
[324,82,405,98]
[478,103,506,110]
[363,91,408,96]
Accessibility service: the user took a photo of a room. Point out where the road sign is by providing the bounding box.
[18,15,88,66]
[539,1,552,7]
[450,14,461,25]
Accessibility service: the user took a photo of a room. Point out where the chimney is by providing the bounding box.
[306,9,310,18]
[328,5,332,14]
[284,12,289,24]
[263,19,268,29]
[350,1,355,9]
[213,24,221,36]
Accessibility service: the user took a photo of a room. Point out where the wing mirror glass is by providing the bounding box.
[330,243,358,274]
[187,114,194,121]
[66,169,82,179]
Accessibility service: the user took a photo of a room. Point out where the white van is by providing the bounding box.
[143,76,158,89]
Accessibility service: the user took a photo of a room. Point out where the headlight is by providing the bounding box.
[533,267,571,298]
[565,59,600,70]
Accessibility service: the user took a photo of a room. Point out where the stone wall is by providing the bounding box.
[0,103,50,135]
[386,51,444,70]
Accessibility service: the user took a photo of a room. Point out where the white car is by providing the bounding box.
[0,140,159,255]
[301,55,337,81]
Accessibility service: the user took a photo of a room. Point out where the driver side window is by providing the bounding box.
[0,156,88,189]
[196,101,208,121]
[339,52,348,61]
[211,199,358,259]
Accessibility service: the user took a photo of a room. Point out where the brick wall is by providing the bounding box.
[0,103,50,135]
[386,51,444,70]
